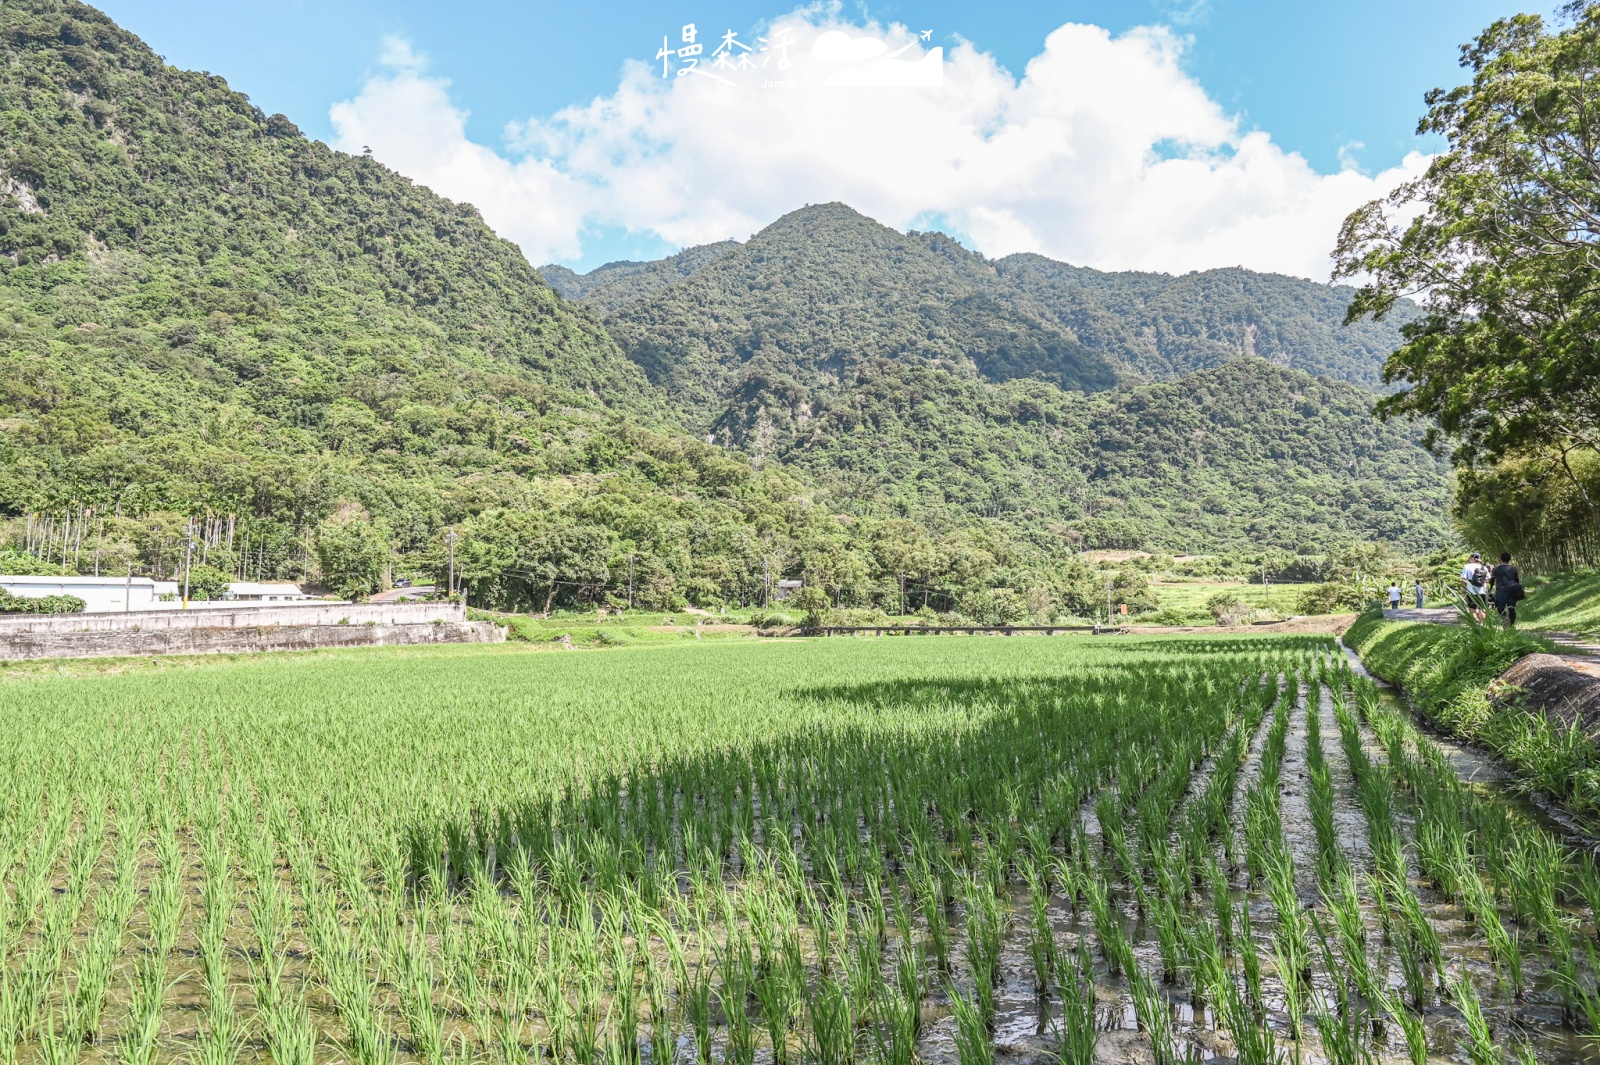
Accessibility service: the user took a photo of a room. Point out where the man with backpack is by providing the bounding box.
[1460,552,1490,622]
[1489,551,1526,626]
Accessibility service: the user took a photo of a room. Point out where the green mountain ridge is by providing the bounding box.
[545,202,1420,413]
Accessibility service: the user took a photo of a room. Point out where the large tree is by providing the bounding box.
[1334,4,1600,521]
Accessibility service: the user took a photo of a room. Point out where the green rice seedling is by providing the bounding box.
[1150,890,1184,986]
[1131,969,1180,1065]
[1392,886,1445,992]
[868,977,919,1065]
[1218,960,1278,1065]
[1053,945,1098,1065]
[1235,900,1264,1016]
[37,1002,82,1065]
[1310,992,1369,1065]
[1326,869,1382,1016]
[1269,937,1305,1044]
[949,984,992,1065]
[808,976,855,1065]
[1456,853,1522,997]
[1026,868,1054,992]
[260,982,317,1065]
[195,989,248,1065]
[1263,852,1310,992]
[1207,857,1235,956]
[396,928,448,1064]
[1382,993,1427,1065]
[753,956,796,1065]
[1083,875,1130,977]
[1450,976,1502,1065]
[116,955,170,1065]
[1574,855,1600,938]
[1505,832,1565,941]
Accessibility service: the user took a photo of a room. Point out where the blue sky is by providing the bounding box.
[95,0,1557,274]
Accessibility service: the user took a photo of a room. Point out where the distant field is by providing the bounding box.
[1148,580,1313,617]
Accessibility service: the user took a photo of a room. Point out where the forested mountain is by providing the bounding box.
[992,256,1421,387]
[541,242,741,317]
[0,0,822,598]
[0,0,1452,614]
[774,358,1449,554]
[546,203,1419,422]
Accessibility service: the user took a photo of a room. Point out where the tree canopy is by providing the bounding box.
[1335,4,1600,523]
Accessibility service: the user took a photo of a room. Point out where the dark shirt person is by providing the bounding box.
[1488,552,1524,626]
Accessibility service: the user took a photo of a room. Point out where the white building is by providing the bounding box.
[0,575,162,613]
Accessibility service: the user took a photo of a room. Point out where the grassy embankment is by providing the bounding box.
[1344,610,1600,820]
[1518,568,1600,634]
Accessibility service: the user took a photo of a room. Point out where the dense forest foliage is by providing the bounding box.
[0,0,1453,612]
[557,203,1420,422]
[541,242,742,318]
[765,358,1449,554]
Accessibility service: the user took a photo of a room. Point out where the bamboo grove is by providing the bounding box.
[0,635,1594,1065]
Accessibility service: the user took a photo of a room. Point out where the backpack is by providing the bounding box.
[1470,564,1489,587]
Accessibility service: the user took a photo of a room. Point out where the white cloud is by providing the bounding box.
[330,12,1428,279]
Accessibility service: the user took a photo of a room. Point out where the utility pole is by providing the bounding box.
[124,563,132,613]
[898,572,906,617]
[1106,576,1114,622]
[628,553,635,610]
[446,529,456,600]
[181,520,195,608]
[762,556,770,608]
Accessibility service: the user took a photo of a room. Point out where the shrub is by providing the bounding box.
[960,588,1028,626]
[1294,582,1365,615]
[787,587,830,627]
[1206,591,1249,625]
[0,590,85,614]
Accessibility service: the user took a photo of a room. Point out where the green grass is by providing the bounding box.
[1146,580,1312,619]
[1518,568,1600,633]
[1342,611,1600,818]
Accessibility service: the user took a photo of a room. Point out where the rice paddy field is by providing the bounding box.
[0,634,1596,1065]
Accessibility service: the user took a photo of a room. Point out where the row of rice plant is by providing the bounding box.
[0,635,1593,1065]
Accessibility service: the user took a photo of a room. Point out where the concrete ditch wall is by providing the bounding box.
[0,619,505,661]
[0,599,466,635]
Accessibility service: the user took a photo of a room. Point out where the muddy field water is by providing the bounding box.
[914,671,1600,1065]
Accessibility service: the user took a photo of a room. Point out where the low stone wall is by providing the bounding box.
[0,620,505,661]
[0,599,465,635]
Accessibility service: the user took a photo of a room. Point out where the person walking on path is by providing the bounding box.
[1461,553,1491,621]
[1388,581,1402,612]
[1414,578,1425,609]
[1489,551,1525,627]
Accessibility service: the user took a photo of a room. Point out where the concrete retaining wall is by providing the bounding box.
[0,600,466,635]
[0,620,505,661]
